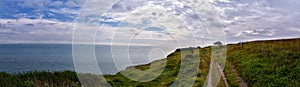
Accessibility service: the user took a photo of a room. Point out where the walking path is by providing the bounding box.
[216,62,230,87]
[230,63,248,87]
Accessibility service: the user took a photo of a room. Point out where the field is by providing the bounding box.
[226,39,300,86]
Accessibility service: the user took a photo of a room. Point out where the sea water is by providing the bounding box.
[0,44,174,74]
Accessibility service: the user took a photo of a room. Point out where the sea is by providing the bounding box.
[0,44,175,75]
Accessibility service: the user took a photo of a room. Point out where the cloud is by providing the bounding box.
[1,0,300,46]
[0,0,83,22]
[0,19,73,44]
[51,1,64,7]
[108,0,146,13]
[235,29,274,37]
[50,8,80,15]
[213,0,300,43]
[18,0,45,9]
[66,1,76,7]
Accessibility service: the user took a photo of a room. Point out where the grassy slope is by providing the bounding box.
[1,38,300,86]
[103,38,300,87]
[226,38,300,86]
[104,47,216,87]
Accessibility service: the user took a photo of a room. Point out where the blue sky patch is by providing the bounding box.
[145,26,165,31]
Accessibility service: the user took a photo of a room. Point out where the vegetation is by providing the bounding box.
[103,47,214,87]
[0,71,80,87]
[0,38,300,86]
[226,39,300,86]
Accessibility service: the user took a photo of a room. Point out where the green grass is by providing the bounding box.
[227,38,300,86]
[223,61,241,87]
[103,47,215,87]
[0,71,80,87]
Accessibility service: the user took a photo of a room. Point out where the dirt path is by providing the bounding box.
[230,64,248,87]
[216,62,230,87]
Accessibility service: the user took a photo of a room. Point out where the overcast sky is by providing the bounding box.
[0,0,299,47]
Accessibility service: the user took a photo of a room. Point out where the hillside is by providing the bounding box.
[75,38,300,87]
[225,38,300,86]
[1,38,300,87]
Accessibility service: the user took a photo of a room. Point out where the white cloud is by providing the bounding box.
[213,0,300,43]
[65,0,79,7]
[50,8,80,15]
[52,1,64,7]
[18,0,45,8]
[235,29,274,37]
[0,19,74,44]
[1,0,300,46]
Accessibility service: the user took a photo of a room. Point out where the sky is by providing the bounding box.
[0,0,300,47]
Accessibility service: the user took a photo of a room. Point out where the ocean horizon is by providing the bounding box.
[0,44,175,75]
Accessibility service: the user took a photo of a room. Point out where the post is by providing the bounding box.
[262,41,264,55]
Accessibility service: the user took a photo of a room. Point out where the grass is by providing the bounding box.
[226,38,300,86]
[103,47,216,87]
[0,71,80,87]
